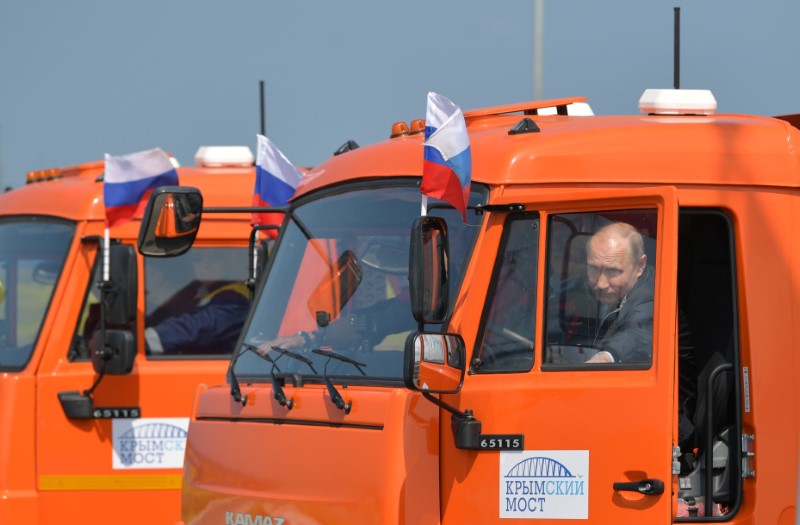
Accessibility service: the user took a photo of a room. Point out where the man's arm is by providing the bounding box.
[147,291,249,354]
[594,299,654,364]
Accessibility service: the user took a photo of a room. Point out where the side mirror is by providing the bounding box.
[307,249,363,322]
[404,332,466,394]
[105,244,137,325]
[91,329,135,375]
[409,216,450,323]
[137,186,203,257]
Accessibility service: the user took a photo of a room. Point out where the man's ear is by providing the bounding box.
[636,254,647,277]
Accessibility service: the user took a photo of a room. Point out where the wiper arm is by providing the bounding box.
[271,345,318,374]
[228,345,250,406]
[239,343,294,410]
[311,349,368,415]
[311,348,367,376]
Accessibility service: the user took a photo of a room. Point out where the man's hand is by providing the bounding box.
[256,333,306,357]
[586,351,614,363]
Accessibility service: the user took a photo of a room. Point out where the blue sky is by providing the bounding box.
[1,1,798,189]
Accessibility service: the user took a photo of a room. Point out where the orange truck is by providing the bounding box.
[0,146,259,524]
[141,89,800,524]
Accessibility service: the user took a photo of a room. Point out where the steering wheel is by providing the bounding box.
[545,343,600,364]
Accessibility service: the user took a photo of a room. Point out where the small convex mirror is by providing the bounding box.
[404,332,466,394]
[137,186,203,257]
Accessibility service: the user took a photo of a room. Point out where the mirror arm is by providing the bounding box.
[83,362,106,397]
[58,352,107,420]
[421,393,483,450]
[422,391,470,419]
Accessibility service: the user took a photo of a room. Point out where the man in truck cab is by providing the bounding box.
[547,218,698,449]
[144,248,250,355]
[547,220,659,364]
[570,221,653,364]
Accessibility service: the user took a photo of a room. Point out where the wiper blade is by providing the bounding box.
[271,345,318,374]
[241,342,281,370]
[311,348,367,376]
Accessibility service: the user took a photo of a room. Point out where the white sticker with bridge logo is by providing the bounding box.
[500,450,589,519]
[112,417,189,469]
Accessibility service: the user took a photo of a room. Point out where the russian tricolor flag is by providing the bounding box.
[421,92,472,221]
[252,134,303,238]
[104,148,179,228]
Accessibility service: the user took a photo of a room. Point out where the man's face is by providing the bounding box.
[586,232,645,304]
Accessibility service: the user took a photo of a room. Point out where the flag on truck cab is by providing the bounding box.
[252,134,303,238]
[421,92,472,221]
[103,147,179,228]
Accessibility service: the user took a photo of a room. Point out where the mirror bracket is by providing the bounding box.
[58,390,94,419]
[451,409,483,450]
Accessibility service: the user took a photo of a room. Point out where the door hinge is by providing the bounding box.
[741,433,755,478]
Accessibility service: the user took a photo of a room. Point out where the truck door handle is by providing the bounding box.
[612,478,664,495]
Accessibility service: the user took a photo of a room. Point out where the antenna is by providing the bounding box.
[259,80,266,136]
[673,7,680,89]
[533,0,544,100]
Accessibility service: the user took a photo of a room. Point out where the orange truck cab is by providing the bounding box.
[0,147,260,524]
[149,89,800,524]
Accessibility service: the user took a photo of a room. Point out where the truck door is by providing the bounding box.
[442,187,679,524]
[35,241,248,525]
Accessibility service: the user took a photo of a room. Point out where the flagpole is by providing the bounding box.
[421,195,428,217]
[255,80,267,278]
[103,227,110,282]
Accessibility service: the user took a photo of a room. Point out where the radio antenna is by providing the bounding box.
[259,80,266,135]
[673,7,680,89]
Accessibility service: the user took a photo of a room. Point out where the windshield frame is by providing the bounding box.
[231,178,488,386]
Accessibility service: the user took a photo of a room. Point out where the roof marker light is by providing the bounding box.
[194,146,254,167]
[26,168,62,184]
[638,89,717,116]
[409,119,426,135]
[390,122,409,139]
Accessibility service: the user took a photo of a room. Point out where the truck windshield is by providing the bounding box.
[233,182,485,383]
[0,217,75,372]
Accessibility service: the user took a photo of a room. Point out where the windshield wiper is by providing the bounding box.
[232,343,294,410]
[311,348,367,376]
[271,345,318,374]
[311,349,368,415]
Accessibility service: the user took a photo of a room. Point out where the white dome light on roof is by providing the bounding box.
[194,146,255,167]
[638,89,717,116]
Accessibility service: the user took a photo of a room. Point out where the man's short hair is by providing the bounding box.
[591,222,645,264]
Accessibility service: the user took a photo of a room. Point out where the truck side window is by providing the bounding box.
[544,210,657,367]
[144,247,249,357]
[473,214,539,373]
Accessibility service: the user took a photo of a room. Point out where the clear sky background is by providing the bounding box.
[1,1,798,189]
